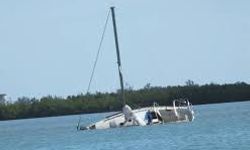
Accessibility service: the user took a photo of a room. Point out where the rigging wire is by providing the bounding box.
[77,10,111,131]
[86,10,111,94]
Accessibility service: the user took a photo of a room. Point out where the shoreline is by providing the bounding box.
[1,99,249,122]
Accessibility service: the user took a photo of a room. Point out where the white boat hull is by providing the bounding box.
[80,99,194,130]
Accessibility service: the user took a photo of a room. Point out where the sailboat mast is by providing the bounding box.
[110,7,125,106]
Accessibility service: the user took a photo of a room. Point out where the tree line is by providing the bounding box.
[0,81,250,120]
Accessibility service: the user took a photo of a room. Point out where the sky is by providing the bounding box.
[0,0,249,100]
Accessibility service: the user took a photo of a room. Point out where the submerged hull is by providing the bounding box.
[80,100,194,130]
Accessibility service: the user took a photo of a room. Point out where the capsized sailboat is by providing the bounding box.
[79,7,194,130]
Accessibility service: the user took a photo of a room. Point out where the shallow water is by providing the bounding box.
[0,101,250,150]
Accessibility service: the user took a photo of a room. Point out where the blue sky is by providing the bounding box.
[0,0,249,100]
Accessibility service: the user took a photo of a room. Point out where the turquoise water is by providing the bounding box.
[0,101,250,150]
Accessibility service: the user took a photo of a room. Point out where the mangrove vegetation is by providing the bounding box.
[0,81,250,120]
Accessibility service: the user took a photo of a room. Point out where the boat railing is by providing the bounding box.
[173,98,193,118]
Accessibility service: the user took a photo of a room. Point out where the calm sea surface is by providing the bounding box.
[0,101,250,150]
